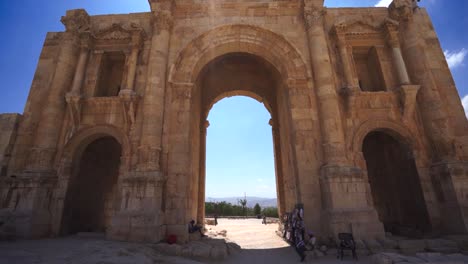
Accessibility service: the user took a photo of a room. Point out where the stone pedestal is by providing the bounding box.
[108,171,165,242]
[430,161,468,234]
[320,165,385,239]
[0,173,57,239]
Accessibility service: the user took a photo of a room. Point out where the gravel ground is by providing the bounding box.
[0,219,372,264]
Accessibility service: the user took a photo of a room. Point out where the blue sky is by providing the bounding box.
[0,0,466,199]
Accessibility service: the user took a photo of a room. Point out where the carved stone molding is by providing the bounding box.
[399,84,420,121]
[94,23,132,41]
[119,89,139,133]
[94,23,146,45]
[65,92,82,138]
[61,9,90,34]
[303,4,326,30]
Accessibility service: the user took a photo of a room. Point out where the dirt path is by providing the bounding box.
[206,218,371,263]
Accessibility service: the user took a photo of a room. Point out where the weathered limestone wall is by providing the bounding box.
[0,114,20,176]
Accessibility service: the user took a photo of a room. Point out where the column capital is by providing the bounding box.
[79,31,93,50]
[130,30,144,50]
[333,23,348,47]
[151,1,175,34]
[383,18,401,48]
[303,4,326,30]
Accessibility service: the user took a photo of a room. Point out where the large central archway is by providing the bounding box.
[194,52,289,223]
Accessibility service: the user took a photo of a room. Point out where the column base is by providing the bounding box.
[108,212,164,242]
[431,161,468,234]
[320,165,385,240]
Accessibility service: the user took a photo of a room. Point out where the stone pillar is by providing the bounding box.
[390,0,468,233]
[137,2,173,172]
[303,1,384,239]
[109,2,173,243]
[333,24,358,94]
[197,120,209,225]
[27,10,88,173]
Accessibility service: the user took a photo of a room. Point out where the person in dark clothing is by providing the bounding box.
[296,238,306,262]
[188,220,205,237]
[262,214,267,225]
[214,215,218,226]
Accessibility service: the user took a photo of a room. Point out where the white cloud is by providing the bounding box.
[462,95,468,119]
[444,49,468,69]
[375,0,392,7]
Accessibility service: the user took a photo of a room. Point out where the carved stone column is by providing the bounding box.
[27,9,89,172]
[65,32,92,135]
[137,1,174,172]
[385,19,410,85]
[303,3,347,165]
[303,1,384,239]
[197,120,209,225]
[333,24,357,95]
[119,31,143,132]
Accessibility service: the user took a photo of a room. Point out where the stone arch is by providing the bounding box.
[61,125,130,166]
[204,90,273,120]
[168,24,310,84]
[349,119,418,156]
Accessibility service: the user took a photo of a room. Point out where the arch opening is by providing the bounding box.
[190,52,294,224]
[61,136,121,235]
[363,131,430,237]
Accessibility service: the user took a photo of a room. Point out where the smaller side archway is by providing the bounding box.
[362,130,431,237]
[56,126,128,235]
[61,136,122,235]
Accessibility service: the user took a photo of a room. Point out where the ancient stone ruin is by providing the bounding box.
[0,0,467,244]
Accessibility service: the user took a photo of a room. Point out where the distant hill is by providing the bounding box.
[206,196,278,208]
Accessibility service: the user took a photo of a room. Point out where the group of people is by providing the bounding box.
[282,207,316,262]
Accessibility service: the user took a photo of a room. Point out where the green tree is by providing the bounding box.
[254,203,262,215]
[238,198,247,217]
[262,207,279,218]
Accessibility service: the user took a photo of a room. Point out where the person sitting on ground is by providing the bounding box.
[188,220,205,237]
[305,231,316,251]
